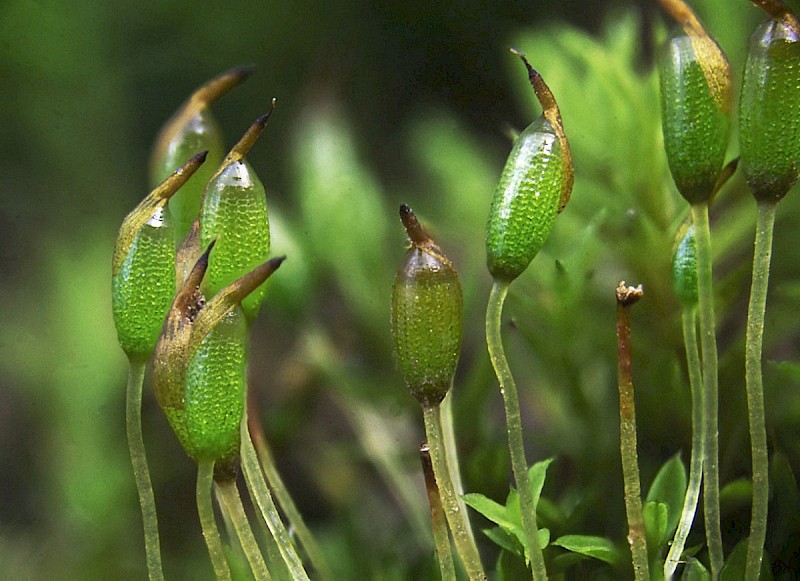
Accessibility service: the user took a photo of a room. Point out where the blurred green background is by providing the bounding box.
[2,0,799,578]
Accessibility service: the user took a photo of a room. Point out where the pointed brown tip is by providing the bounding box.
[255,99,278,127]
[399,204,431,246]
[231,64,257,81]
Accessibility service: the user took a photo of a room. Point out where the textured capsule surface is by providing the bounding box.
[485,117,564,282]
[660,31,730,203]
[740,18,800,201]
[391,247,463,407]
[112,207,176,360]
[185,308,247,463]
[200,160,270,320]
[672,224,699,307]
[151,109,225,240]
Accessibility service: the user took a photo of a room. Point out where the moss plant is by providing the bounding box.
[484,49,573,580]
[420,442,456,581]
[656,2,733,574]
[739,2,800,577]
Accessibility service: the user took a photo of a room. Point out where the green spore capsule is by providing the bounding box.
[659,28,731,203]
[200,108,275,322]
[113,152,208,361]
[672,224,699,307]
[150,66,254,240]
[391,205,463,407]
[184,306,248,464]
[485,51,573,282]
[739,6,800,201]
[201,159,271,321]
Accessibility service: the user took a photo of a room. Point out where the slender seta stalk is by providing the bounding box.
[420,442,456,581]
[486,280,546,580]
[664,307,704,579]
[240,412,311,581]
[197,460,232,581]
[215,478,271,580]
[439,392,475,540]
[126,360,164,581]
[248,401,334,580]
[691,202,723,576]
[744,200,778,580]
[615,282,649,581]
[422,406,485,580]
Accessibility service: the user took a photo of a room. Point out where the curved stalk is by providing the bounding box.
[422,405,485,580]
[197,460,232,580]
[239,413,310,581]
[215,479,271,580]
[248,406,334,580]
[743,200,777,580]
[664,308,705,579]
[486,280,546,580]
[690,202,723,577]
[126,360,164,581]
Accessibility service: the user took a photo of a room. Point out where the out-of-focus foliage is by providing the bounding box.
[1,0,799,578]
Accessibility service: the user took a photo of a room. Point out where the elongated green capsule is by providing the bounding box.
[184,306,248,465]
[150,66,253,240]
[391,205,463,407]
[200,108,274,322]
[154,255,284,464]
[113,152,207,361]
[658,0,732,204]
[739,2,800,201]
[672,224,699,307]
[485,51,573,282]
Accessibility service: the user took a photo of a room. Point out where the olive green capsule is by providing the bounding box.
[672,224,699,307]
[739,2,800,201]
[150,66,254,240]
[200,107,275,322]
[391,205,463,407]
[112,152,208,361]
[485,51,573,283]
[658,0,732,204]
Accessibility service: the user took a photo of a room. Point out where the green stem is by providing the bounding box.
[216,479,271,580]
[248,408,334,581]
[197,460,232,581]
[691,202,723,578]
[744,201,777,581]
[615,284,649,581]
[240,413,310,581]
[420,442,457,581]
[125,360,164,581]
[664,308,705,580]
[422,405,485,580]
[440,390,475,541]
[485,280,546,581]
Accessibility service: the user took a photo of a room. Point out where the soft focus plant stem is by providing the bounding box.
[240,413,310,581]
[440,391,474,540]
[690,202,723,578]
[420,442,456,581]
[664,308,704,579]
[422,405,485,580]
[126,360,164,581]
[615,282,649,581]
[197,460,232,581]
[248,404,333,580]
[744,200,777,580]
[216,479,271,580]
[486,280,546,581]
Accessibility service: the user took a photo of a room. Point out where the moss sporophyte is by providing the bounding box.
[484,49,573,581]
[739,2,800,578]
